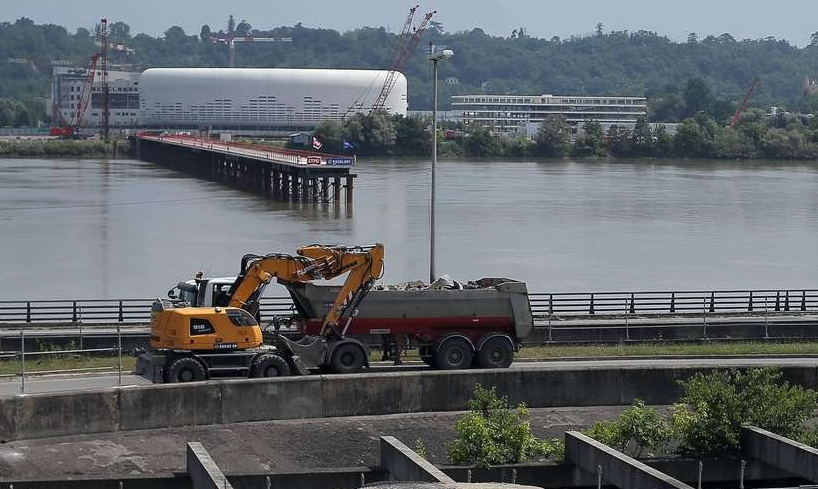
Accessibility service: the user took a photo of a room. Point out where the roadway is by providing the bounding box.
[3,356,818,396]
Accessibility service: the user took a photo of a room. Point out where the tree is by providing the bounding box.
[395,115,431,156]
[596,23,604,37]
[811,31,818,46]
[683,78,715,116]
[687,32,698,44]
[673,118,713,157]
[463,125,502,157]
[534,115,571,157]
[312,120,344,154]
[235,20,252,37]
[629,116,653,156]
[109,21,130,41]
[164,26,187,44]
[572,120,606,157]
[200,25,212,42]
[227,15,236,35]
[75,27,91,38]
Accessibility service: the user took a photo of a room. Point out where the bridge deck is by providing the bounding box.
[137,134,355,169]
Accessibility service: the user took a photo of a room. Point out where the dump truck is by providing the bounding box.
[138,243,533,382]
[285,279,533,369]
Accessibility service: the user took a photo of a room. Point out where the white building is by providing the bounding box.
[51,66,141,128]
[452,94,648,135]
[139,68,407,131]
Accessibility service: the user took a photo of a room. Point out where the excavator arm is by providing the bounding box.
[224,244,384,337]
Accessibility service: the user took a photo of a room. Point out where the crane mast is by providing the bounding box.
[371,7,435,113]
[728,77,761,128]
[100,18,110,140]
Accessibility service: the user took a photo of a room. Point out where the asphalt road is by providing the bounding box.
[3,356,818,396]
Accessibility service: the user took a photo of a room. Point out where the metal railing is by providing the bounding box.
[2,325,133,394]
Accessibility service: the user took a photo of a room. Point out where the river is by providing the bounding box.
[1,157,817,299]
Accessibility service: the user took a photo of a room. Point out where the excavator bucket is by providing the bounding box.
[270,333,328,375]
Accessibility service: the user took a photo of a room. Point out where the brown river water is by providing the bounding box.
[1,157,817,299]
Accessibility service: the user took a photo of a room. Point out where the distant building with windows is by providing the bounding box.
[451,94,648,135]
[50,65,141,128]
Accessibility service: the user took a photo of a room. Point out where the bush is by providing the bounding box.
[448,384,563,468]
[584,400,671,457]
[671,367,818,456]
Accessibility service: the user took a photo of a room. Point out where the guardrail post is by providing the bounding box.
[72,301,77,323]
[709,292,715,313]
[775,291,781,311]
[119,300,124,322]
[624,299,630,341]
[784,291,790,312]
[25,302,31,323]
[20,330,25,394]
[117,322,123,386]
[702,297,708,339]
[589,294,595,315]
[697,460,703,489]
[764,296,769,339]
[801,291,807,312]
[748,291,754,312]
[549,294,553,316]
[78,322,83,351]
[670,293,675,314]
[629,293,635,314]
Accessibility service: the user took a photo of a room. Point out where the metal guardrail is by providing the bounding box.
[0,290,815,326]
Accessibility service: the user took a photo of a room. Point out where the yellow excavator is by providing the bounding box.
[137,243,384,382]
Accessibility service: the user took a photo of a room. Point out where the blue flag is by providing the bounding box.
[343,140,355,150]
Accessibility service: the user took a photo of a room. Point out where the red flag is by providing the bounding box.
[312,137,323,150]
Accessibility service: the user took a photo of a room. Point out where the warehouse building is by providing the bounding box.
[451,94,648,135]
[139,68,407,134]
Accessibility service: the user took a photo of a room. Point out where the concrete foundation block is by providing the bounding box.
[0,396,15,442]
[380,436,454,483]
[220,376,323,424]
[119,381,221,431]
[15,389,118,439]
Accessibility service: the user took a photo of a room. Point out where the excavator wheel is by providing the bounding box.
[167,357,207,383]
[330,342,367,374]
[251,354,290,378]
[434,338,473,370]
[477,336,514,369]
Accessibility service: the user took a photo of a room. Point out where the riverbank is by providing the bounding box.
[0,139,127,158]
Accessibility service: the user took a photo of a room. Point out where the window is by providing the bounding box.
[226,309,257,327]
[190,318,215,336]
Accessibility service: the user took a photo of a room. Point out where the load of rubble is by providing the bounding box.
[373,275,516,291]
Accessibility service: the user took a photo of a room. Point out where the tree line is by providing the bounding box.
[3,15,818,122]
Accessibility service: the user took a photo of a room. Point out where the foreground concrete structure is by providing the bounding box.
[188,442,233,489]
[381,436,455,483]
[742,425,818,482]
[3,364,818,441]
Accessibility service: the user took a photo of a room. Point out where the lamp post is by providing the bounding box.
[429,48,454,283]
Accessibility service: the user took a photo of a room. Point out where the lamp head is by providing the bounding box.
[430,49,454,62]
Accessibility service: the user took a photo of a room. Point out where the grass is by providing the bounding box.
[0,354,135,377]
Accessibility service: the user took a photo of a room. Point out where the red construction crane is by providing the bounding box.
[370,7,436,113]
[100,18,110,140]
[49,54,100,137]
[728,77,761,128]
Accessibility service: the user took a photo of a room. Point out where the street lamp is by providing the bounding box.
[429,48,454,283]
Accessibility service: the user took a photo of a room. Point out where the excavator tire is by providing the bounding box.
[252,354,290,378]
[330,342,367,374]
[476,336,514,369]
[434,338,473,370]
[167,357,206,383]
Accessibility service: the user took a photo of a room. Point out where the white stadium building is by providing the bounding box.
[139,68,407,132]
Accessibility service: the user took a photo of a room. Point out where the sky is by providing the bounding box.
[3,0,817,47]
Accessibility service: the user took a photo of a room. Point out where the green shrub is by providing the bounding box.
[584,400,671,457]
[448,384,563,468]
[671,367,818,456]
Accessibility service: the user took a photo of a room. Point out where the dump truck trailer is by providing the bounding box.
[284,278,533,369]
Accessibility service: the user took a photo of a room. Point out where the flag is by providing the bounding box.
[312,137,323,150]
[343,140,355,151]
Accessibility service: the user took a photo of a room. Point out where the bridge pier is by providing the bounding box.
[135,136,355,205]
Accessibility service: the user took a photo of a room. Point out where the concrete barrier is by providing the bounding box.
[220,376,323,424]
[16,390,118,439]
[741,425,818,481]
[120,381,221,431]
[380,436,454,483]
[5,364,818,441]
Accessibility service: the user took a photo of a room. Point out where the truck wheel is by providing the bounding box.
[252,354,290,378]
[330,343,366,374]
[167,357,206,383]
[477,337,514,369]
[435,338,473,370]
